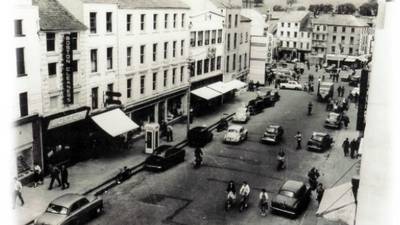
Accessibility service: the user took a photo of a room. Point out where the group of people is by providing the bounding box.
[342,137,361,159]
[48,164,70,190]
[330,72,340,82]
[337,86,346,97]
[308,167,325,204]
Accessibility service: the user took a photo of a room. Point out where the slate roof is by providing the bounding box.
[277,11,309,22]
[118,0,190,9]
[33,0,87,31]
[312,14,369,27]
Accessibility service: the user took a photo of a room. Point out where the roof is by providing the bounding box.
[82,0,118,3]
[312,14,369,27]
[281,180,304,192]
[118,0,190,9]
[277,11,309,22]
[268,125,281,128]
[33,0,87,31]
[313,131,327,136]
[228,125,244,131]
[210,0,242,9]
[240,15,251,22]
[51,193,85,208]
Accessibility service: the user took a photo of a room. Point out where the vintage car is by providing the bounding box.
[350,87,360,98]
[269,89,280,102]
[318,82,334,102]
[261,125,284,144]
[349,74,361,86]
[324,112,343,129]
[247,98,264,115]
[279,80,303,90]
[307,132,334,152]
[232,107,250,123]
[34,194,103,225]
[256,91,275,108]
[325,65,337,73]
[144,145,185,171]
[188,126,213,147]
[223,125,248,144]
[271,180,311,218]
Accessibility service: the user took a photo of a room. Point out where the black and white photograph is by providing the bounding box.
[3,0,399,225]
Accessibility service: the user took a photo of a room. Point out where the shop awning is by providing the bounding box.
[224,79,248,90]
[207,81,235,94]
[344,57,357,62]
[91,108,139,137]
[191,86,221,100]
[316,182,356,225]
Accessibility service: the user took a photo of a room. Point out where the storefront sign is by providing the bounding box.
[266,35,273,64]
[62,34,74,105]
[47,110,87,130]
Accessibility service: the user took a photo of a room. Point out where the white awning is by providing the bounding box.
[191,86,221,100]
[91,108,139,137]
[224,79,248,90]
[207,81,235,94]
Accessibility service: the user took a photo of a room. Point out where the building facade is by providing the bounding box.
[237,15,251,81]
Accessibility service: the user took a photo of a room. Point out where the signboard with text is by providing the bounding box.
[62,34,74,104]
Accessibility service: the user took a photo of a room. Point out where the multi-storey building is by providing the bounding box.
[237,15,251,80]
[310,14,370,66]
[13,0,43,183]
[276,11,312,62]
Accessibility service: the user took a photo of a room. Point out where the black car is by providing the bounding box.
[307,132,333,152]
[188,126,213,147]
[247,99,264,115]
[271,180,311,218]
[144,145,185,171]
[269,90,280,102]
[257,92,275,108]
[261,125,284,144]
[324,112,343,129]
[349,74,360,86]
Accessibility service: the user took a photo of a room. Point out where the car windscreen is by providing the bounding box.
[311,135,324,142]
[328,114,338,120]
[228,129,238,133]
[279,190,295,198]
[320,84,332,89]
[46,203,69,215]
[266,127,277,134]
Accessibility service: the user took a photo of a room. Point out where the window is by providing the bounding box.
[204,58,209,73]
[16,48,25,76]
[307,33,311,38]
[180,40,184,56]
[211,30,216,44]
[140,45,145,64]
[286,41,289,47]
[306,43,309,49]
[316,34,319,40]
[332,35,336,43]
[153,14,158,30]
[107,47,113,69]
[351,27,355,33]
[288,23,291,28]
[127,79,132,98]
[189,62,195,77]
[295,22,298,27]
[293,42,297,48]
[70,32,77,50]
[164,14,168,29]
[46,33,55,52]
[226,55,229,73]
[227,33,230,50]
[107,83,114,92]
[217,29,222,43]
[245,32,248,43]
[341,36,345,43]
[244,53,247,69]
[228,14,231,28]
[216,56,221,70]
[350,36,354,45]
[294,32,297,38]
[281,22,284,27]
[90,12,97,33]
[210,58,215,72]
[164,42,168,59]
[127,46,132,66]
[173,41,177,57]
[342,26,346,32]
[90,49,97,72]
[333,26,337,32]
[234,14,238,27]
[232,54,236,70]
[205,31,210,45]
[127,14,132,31]
[349,47,353,55]
[173,13,177,28]
[238,55,242,71]
[180,66,184,82]
[48,63,57,76]
[234,33,237,49]
[72,60,78,72]
[181,13,185,28]
[197,60,202,75]
[287,31,290,38]
[140,14,145,31]
[152,72,157,90]
[317,26,320,31]
[153,43,157,61]
[14,20,23,36]
[163,70,168,87]
[172,68,176,84]
[198,31,203,46]
[190,32,196,47]
[19,92,28,117]
[106,12,112,32]
[140,75,145,94]
[280,31,284,36]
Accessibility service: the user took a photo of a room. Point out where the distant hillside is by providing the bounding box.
[258,0,369,9]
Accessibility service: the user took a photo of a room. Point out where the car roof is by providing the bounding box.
[281,180,305,192]
[320,82,333,86]
[228,125,243,130]
[268,125,280,129]
[328,112,340,116]
[51,193,85,208]
[313,131,327,137]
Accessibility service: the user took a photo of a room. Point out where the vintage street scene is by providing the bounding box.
[11,0,396,225]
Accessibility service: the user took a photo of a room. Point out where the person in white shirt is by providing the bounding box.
[239,181,251,208]
[13,177,24,208]
[259,189,269,216]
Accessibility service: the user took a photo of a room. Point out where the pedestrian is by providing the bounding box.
[316,183,325,204]
[294,131,302,150]
[48,164,61,190]
[259,189,269,216]
[341,86,346,97]
[315,65,318,72]
[33,164,43,187]
[308,167,320,190]
[60,165,70,189]
[337,86,341,97]
[350,139,357,159]
[13,177,24,208]
[343,115,349,128]
[342,138,350,157]
[189,108,194,124]
[160,120,167,138]
[322,74,325,81]
[167,125,173,142]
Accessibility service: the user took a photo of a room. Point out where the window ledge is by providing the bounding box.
[15,34,26,37]
[89,72,101,77]
[17,74,28,78]
[89,33,99,37]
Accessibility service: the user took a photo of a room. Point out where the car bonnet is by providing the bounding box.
[35,212,66,225]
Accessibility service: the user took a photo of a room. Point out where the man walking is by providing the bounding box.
[294,131,302,150]
[60,165,70,189]
[350,139,357,159]
[48,164,61,190]
[342,138,350,157]
[341,86,345,97]
[316,183,325,204]
[337,86,341,97]
[167,125,173,142]
[343,114,350,128]
[13,177,24,208]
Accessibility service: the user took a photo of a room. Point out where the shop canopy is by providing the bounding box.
[191,86,221,100]
[224,79,248,90]
[344,57,357,62]
[316,182,356,225]
[207,81,236,94]
[91,108,139,137]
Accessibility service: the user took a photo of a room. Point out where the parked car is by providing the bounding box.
[256,91,275,108]
[261,125,284,144]
[307,132,333,152]
[271,180,311,218]
[324,112,343,129]
[269,90,280,102]
[34,194,103,225]
[247,98,264,115]
[325,65,337,73]
[349,74,361,86]
[350,87,360,98]
[223,125,248,144]
[318,82,334,102]
[188,126,213,147]
[232,107,250,123]
[279,80,303,90]
[144,145,185,171]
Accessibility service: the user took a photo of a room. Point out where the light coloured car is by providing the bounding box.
[261,125,284,144]
[279,81,303,90]
[324,112,343,129]
[232,107,250,123]
[350,87,360,97]
[223,125,248,144]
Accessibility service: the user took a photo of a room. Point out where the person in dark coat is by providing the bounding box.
[316,183,325,204]
[160,120,167,138]
[341,86,346,97]
[48,164,61,190]
[60,165,70,189]
[350,139,357,159]
[342,138,350,157]
[294,131,302,150]
[343,115,350,128]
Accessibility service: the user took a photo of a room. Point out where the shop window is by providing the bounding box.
[167,96,183,120]
[17,147,33,175]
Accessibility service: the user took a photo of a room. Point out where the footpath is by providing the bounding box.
[14,91,256,225]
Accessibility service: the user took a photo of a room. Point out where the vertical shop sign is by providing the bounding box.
[62,34,74,104]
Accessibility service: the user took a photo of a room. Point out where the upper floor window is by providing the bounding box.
[71,32,77,50]
[163,70,168,87]
[173,13,177,28]
[228,14,231,28]
[127,46,132,66]
[205,31,210,45]
[127,14,132,32]
[107,47,113,69]
[351,27,355,33]
[190,32,196,47]
[295,22,298,27]
[217,29,222,43]
[46,33,55,52]
[153,43,157,61]
[350,36,354,45]
[140,75,145,94]
[48,63,57,76]
[16,48,25,76]
[153,14,158,30]
[19,92,28,117]
[288,23,291,28]
[106,12,112,32]
[90,49,97,72]
[211,30,216,44]
[140,14,145,31]
[164,14,168,29]
[197,60,202,75]
[152,72,157,90]
[14,20,23,36]
[333,26,337,32]
[140,45,145,64]
[233,33,237,49]
[90,12,97,33]
[126,79,132,98]
[173,41,177,57]
[245,32,248,43]
[216,56,221,70]
[281,22,284,27]
[181,13,185,28]
[234,14,238,27]
[172,68,176,84]
[227,33,231,50]
[164,42,168,59]
[180,66,184,82]
[198,31,203,46]
[342,26,346,33]
[181,40,184,56]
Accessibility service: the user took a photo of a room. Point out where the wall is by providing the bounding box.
[248,35,266,84]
